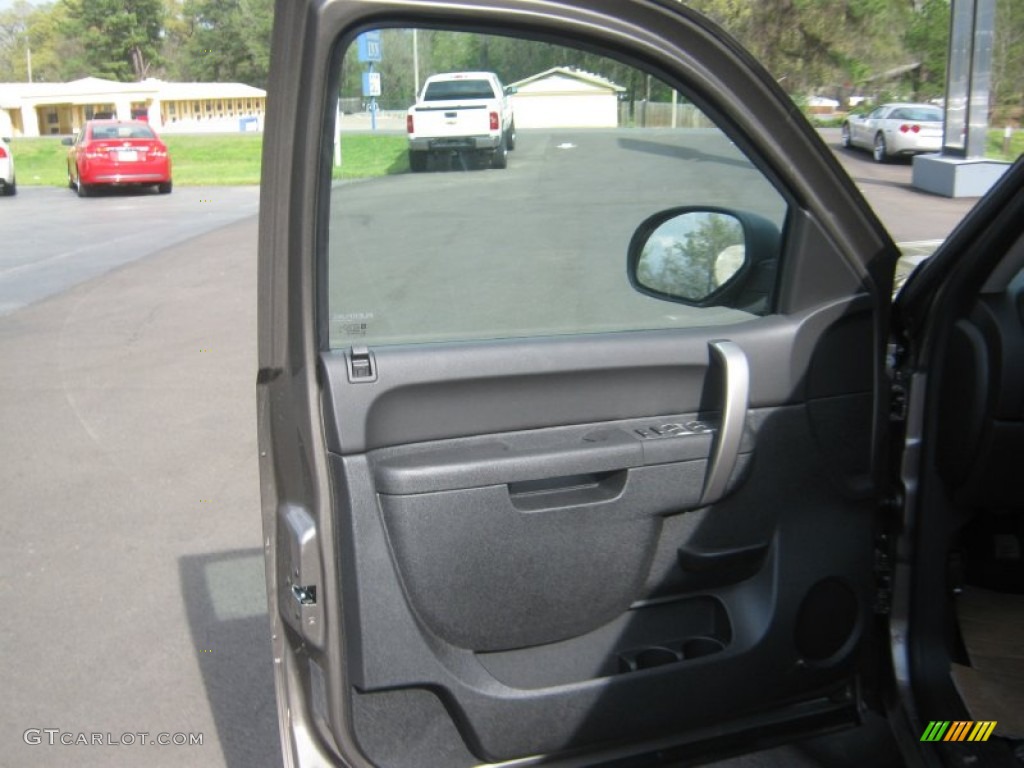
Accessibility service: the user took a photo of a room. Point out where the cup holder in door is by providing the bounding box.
[682,636,725,659]
[619,646,680,673]
[619,636,726,674]
[634,647,681,669]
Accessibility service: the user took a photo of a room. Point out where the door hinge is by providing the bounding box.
[890,381,908,423]
[873,533,894,615]
[346,346,377,383]
[886,342,909,423]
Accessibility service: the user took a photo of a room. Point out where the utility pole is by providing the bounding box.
[642,73,651,127]
[413,29,420,98]
[26,41,33,83]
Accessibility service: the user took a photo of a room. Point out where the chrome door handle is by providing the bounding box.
[700,340,749,507]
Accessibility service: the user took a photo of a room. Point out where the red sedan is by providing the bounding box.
[64,120,172,197]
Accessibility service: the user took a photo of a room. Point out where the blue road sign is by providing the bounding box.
[357,31,382,63]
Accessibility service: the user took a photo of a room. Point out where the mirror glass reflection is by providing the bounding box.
[636,212,746,301]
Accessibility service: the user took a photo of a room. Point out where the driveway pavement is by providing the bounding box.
[0,186,259,315]
[0,219,276,767]
[820,127,979,243]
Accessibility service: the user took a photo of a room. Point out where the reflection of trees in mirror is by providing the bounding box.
[638,214,744,302]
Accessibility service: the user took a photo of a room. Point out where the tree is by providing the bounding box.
[638,214,744,301]
[0,0,34,81]
[686,0,912,97]
[904,0,949,100]
[61,0,164,80]
[338,28,672,112]
[992,0,1024,110]
[173,0,272,86]
[0,1,85,82]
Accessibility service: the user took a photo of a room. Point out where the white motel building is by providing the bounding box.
[0,76,267,138]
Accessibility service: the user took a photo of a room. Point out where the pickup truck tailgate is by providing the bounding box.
[410,102,493,139]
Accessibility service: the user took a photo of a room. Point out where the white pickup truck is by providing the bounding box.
[406,71,516,171]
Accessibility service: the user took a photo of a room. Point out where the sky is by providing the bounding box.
[0,0,42,11]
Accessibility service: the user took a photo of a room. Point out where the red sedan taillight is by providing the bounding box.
[489,111,499,131]
[149,144,168,158]
[407,114,415,134]
[899,124,921,134]
[0,146,7,159]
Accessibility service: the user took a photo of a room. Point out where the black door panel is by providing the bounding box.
[310,307,878,762]
[328,402,874,762]
[320,299,873,454]
[378,460,714,650]
[368,418,743,496]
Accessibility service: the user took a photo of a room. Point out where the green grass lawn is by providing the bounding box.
[9,127,1018,187]
[986,129,1024,161]
[9,137,70,186]
[163,134,263,185]
[10,132,409,186]
[331,134,409,178]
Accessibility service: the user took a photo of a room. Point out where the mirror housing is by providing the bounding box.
[504,85,518,95]
[627,207,781,313]
[61,137,74,146]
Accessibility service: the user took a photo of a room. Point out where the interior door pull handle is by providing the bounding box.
[700,340,749,507]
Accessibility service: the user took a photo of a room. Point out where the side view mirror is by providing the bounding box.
[504,85,518,95]
[61,137,74,146]
[627,207,781,313]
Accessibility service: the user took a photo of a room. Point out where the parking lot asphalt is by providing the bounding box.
[0,218,277,767]
[820,127,979,243]
[0,185,260,316]
[0,133,988,767]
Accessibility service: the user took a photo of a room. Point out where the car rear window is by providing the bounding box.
[890,108,942,122]
[423,80,496,101]
[91,124,156,140]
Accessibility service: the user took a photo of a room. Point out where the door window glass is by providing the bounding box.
[326,29,790,348]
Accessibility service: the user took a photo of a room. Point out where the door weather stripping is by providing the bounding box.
[699,340,750,507]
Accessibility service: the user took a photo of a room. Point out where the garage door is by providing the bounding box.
[514,92,617,128]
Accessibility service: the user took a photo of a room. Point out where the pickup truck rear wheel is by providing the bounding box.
[409,151,428,173]
[506,122,516,151]
[491,136,508,169]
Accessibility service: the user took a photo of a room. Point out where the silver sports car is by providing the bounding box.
[841,102,943,163]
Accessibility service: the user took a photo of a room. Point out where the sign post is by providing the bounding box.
[358,31,383,131]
